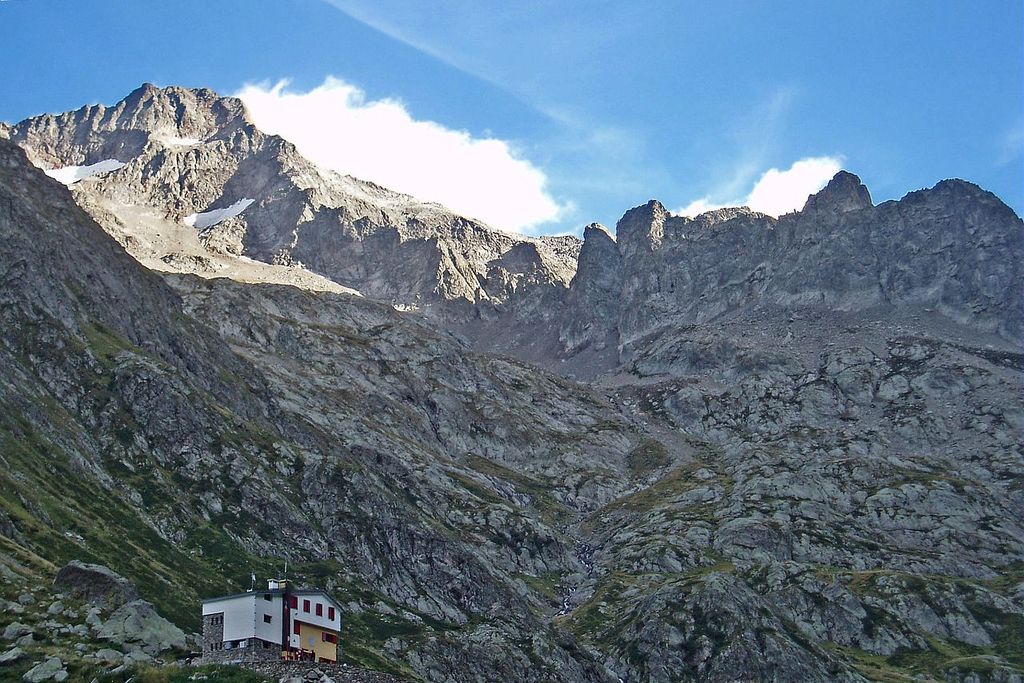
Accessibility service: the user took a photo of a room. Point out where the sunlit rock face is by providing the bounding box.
[8,84,579,315]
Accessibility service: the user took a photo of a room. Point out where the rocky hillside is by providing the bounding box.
[0,136,631,680]
[2,85,1024,683]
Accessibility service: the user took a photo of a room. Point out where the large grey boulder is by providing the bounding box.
[21,657,65,682]
[96,599,187,655]
[90,648,124,664]
[53,561,138,609]
[2,623,30,641]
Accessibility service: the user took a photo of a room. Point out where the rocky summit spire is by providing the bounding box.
[802,170,873,214]
[615,199,669,259]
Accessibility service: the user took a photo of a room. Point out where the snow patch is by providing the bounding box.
[155,134,201,147]
[45,159,125,185]
[184,198,255,229]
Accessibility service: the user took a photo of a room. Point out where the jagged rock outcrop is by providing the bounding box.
[558,223,622,355]
[801,170,873,215]
[53,561,138,609]
[562,173,1024,372]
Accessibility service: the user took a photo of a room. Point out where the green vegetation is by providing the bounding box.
[519,571,565,601]
[0,662,270,683]
[341,611,428,677]
[0,372,423,678]
[80,320,136,369]
[824,644,925,683]
[626,438,672,478]
[818,570,1024,681]
[462,454,572,524]
[99,664,274,683]
[559,571,647,644]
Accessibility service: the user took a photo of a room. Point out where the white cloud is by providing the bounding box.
[997,120,1023,166]
[677,197,727,217]
[235,77,566,233]
[677,156,842,218]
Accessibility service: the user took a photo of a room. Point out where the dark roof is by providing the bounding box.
[202,588,343,612]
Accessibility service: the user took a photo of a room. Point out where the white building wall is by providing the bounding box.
[202,594,257,642]
[292,594,341,632]
[254,594,283,644]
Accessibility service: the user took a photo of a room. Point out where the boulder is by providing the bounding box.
[91,648,123,664]
[21,657,64,682]
[2,622,30,641]
[53,561,138,609]
[96,599,187,654]
[0,646,25,664]
[122,648,153,665]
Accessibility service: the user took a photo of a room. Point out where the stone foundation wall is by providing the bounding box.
[235,661,407,682]
[201,613,224,655]
[200,646,280,665]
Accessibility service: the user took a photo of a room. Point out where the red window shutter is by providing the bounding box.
[303,600,310,612]
[294,621,301,635]
[328,607,335,620]
[290,596,298,609]
[316,603,323,617]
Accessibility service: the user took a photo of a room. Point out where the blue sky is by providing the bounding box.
[1,0,1021,234]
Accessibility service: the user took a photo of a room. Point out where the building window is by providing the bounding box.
[303,599,310,613]
[294,621,301,635]
[263,614,272,624]
[315,603,323,617]
[322,632,338,644]
[290,596,298,609]
[328,607,335,620]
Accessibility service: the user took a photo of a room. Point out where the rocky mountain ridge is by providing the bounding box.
[10,85,1022,377]
[8,84,579,312]
[2,86,1023,683]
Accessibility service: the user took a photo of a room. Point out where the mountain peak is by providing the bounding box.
[802,170,873,214]
[615,200,669,252]
[583,222,615,243]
